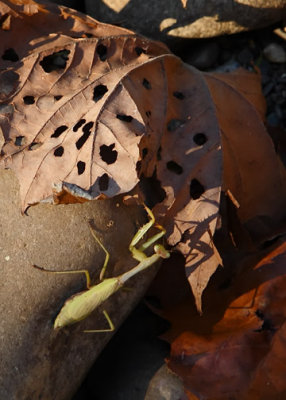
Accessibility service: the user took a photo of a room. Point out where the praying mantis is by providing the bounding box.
[33,205,170,333]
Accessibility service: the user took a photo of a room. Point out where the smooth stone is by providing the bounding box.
[263,43,286,63]
[145,364,185,400]
[84,0,286,42]
[0,169,159,400]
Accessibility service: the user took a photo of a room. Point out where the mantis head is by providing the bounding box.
[154,244,170,259]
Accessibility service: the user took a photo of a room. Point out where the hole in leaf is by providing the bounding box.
[76,121,94,150]
[116,114,133,122]
[173,91,185,100]
[73,119,86,132]
[157,146,162,161]
[76,132,90,150]
[145,110,151,117]
[54,146,64,157]
[261,236,281,250]
[0,103,14,116]
[193,133,207,145]
[40,49,70,73]
[99,173,109,191]
[14,136,25,146]
[100,143,118,164]
[93,84,108,102]
[167,119,185,132]
[255,309,264,320]
[0,70,19,97]
[54,95,62,101]
[142,78,151,90]
[28,142,41,151]
[166,160,183,175]
[135,47,146,56]
[23,96,35,105]
[96,44,108,61]
[255,310,276,332]
[190,178,205,200]
[136,160,142,172]
[83,121,94,133]
[139,170,166,208]
[218,277,233,291]
[142,148,148,158]
[0,14,11,30]
[77,161,86,175]
[51,125,68,138]
[2,48,19,62]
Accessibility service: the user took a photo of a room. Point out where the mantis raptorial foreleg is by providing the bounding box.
[129,205,166,262]
[33,205,170,333]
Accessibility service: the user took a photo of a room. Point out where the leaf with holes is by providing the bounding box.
[0,32,170,211]
[0,0,139,69]
[137,59,222,312]
[0,0,222,312]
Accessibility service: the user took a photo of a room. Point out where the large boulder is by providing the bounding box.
[0,169,157,400]
[85,0,286,42]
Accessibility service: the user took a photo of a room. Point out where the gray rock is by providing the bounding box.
[0,169,158,400]
[85,0,286,42]
[145,364,185,400]
[48,0,80,9]
[263,43,286,63]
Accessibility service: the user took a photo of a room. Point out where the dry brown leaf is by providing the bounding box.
[0,0,138,67]
[0,34,170,210]
[205,69,286,243]
[0,0,223,311]
[137,61,222,312]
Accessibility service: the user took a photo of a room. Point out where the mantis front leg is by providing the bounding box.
[129,205,166,262]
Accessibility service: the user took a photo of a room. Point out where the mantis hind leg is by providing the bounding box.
[84,310,115,333]
[32,264,92,289]
[33,221,110,286]
[88,221,110,281]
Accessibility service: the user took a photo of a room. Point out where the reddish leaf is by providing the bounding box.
[164,241,286,400]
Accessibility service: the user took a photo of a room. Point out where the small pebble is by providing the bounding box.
[263,43,286,63]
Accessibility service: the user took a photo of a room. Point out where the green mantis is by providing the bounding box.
[33,206,170,333]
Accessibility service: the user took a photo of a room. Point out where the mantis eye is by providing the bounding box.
[154,244,170,259]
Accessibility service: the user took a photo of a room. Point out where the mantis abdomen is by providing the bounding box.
[54,277,120,329]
